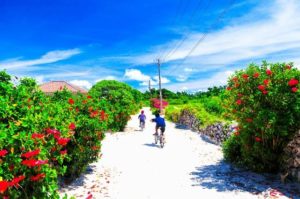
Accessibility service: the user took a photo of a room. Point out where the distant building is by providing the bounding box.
[39,81,88,94]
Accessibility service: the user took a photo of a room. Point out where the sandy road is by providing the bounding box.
[60,107,299,199]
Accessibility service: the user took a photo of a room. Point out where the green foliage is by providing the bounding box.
[0,71,141,198]
[90,80,142,131]
[165,103,224,128]
[223,135,242,164]
[223,62,300,172]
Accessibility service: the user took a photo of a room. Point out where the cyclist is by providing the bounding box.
[138,110,146,128]
[152,113,166,136]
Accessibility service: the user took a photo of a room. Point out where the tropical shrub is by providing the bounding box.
[89,80,142,131]
[223,62,300,172]
[0,71,141,198]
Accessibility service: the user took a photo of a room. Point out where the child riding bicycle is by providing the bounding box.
[152,113,166,135]
[138,110,146,128]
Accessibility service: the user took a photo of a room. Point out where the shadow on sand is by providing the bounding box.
[190,160,300,198]
[143,143,161,148]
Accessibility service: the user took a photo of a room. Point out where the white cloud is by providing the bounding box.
[70,80,92,89]
[153,76,170,84]
[184,68,193,72]
[0,48,81,70]
[124,69,151,81]
[176,75,188,82]
[164,70,233,92]
[126,0,300,78]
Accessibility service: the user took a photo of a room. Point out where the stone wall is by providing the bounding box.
[283,130,300,182]
[177,109,233,145]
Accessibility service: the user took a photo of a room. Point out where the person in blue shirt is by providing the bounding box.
[152,113,166,135]
[138,110,146,128]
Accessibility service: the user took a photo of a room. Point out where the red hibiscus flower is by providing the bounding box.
[31,133,44,139]
[57,138,71,146]
[226,87,232,91]
[266,69,272,76]
[87,95,92,99]
[0,149,8,157]
[253,72,259,78]
[262,90,268,95]
[291,87,298,93]
[100,110,106,120]
[68,98,75,105]
[21,159,48,167]
[236,99,242,105]
[286,65,291,70]
[9,175,25,187]
[263,79,269,85]
[242,74,249,80]
[69,123,76,130]
[258,85,265,91]
[76,107,79,112]
[21,149,40,159]
[30,173,45,181]
[60,149,67,155]
[255,137,262,142]
[0,181,9,193]
[232,77,238,82]
[288,78,299,87]
[46,128,61,139]
[246,118,253,123]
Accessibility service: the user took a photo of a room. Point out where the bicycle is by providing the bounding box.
[140,120,145,131]
[154,128,165,148]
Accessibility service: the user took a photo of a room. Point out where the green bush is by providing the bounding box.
[223,135,242,164]
[223,62,300,172]
[89,80,142,131]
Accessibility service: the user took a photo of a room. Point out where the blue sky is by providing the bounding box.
[1,0,300,92]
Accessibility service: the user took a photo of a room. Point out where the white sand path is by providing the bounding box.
[60,107,299,199]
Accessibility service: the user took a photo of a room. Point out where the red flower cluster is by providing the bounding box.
[263,79,270,86]
[258,85,268,95]
[255,137,262,142]
[242,74,249,80]
[9,175,25,187]
[30,173,45,181]
[60,149,67,155]
[0,149,8,157]
[291,87,298,93]
[286,65,292,70]
[288,78,299,93]
[68,98,75,105]
[0,181,9,193]
[31,133,44,139]
[266,69,272,76]
[253,72,259,78]
[46,128,61,139]
[57,137,70,146]
[87,95,92,99]
[100,110,106,120]
[21,159,48,167]
[246,118,253,123]
[69,123,76,130]
[236,99,242,105]
[150,98,169,109]
[288,78,298,87]
[226,87,232,91]
[21,149,40,158]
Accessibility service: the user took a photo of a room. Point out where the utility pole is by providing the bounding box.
[157,58,163,114]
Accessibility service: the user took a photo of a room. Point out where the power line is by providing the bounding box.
[160,0,212,61]
[170,0,236,75]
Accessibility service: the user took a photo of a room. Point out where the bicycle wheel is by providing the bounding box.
[154,134,158,144]
[160,134,165,148]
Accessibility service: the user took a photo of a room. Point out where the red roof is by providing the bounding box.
[39,81,88,94]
